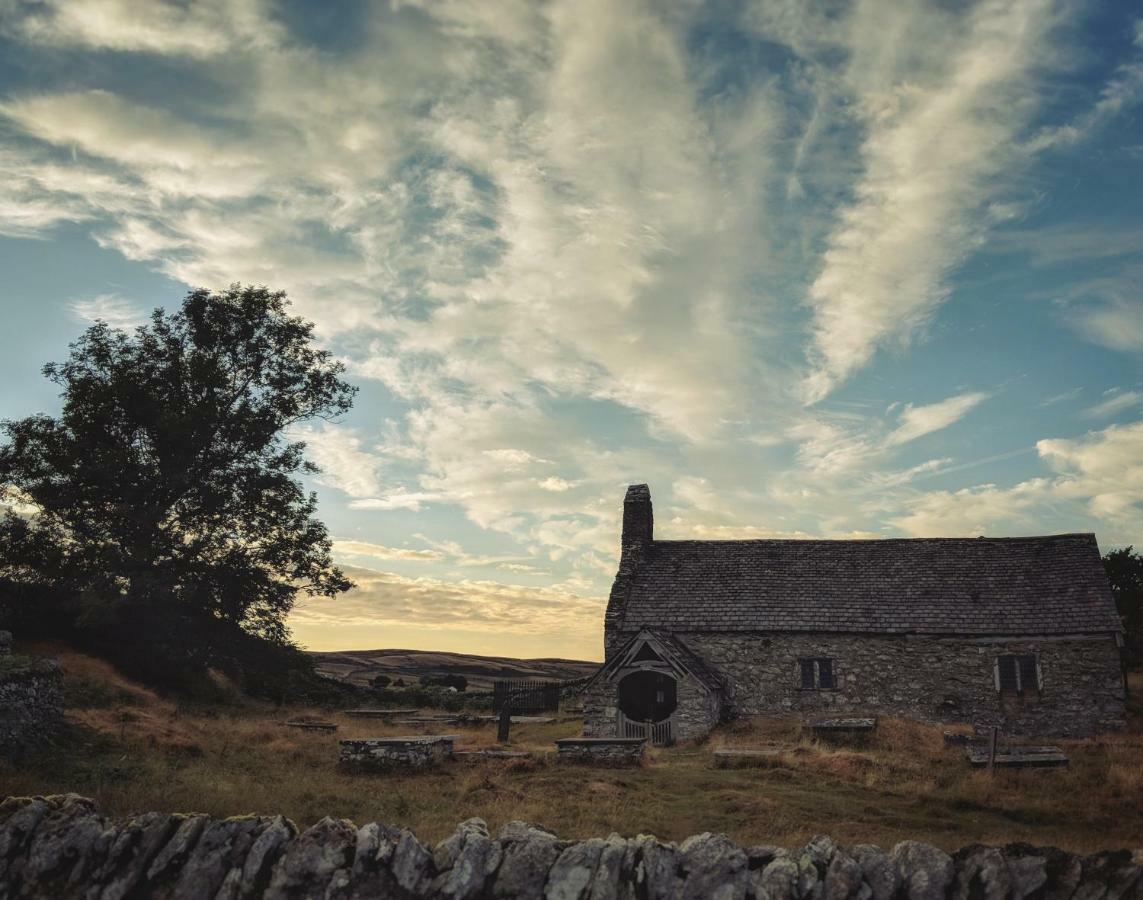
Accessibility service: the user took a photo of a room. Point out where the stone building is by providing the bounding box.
[582,484,1126,743]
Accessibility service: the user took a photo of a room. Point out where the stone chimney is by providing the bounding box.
[621,483,653,550]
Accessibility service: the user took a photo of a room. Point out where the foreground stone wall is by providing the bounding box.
[0,656,63,755]
[672,631,1125,737]
[2,795,1141,900]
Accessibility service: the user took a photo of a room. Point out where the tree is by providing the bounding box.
[0,285,356,687]
[1104,546,1143,670]
[370,674,392,690]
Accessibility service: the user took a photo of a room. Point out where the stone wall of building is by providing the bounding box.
[675,674,720,741]
[0,653,64,755]
[666,631,1126,737]
[2,794,1140,899]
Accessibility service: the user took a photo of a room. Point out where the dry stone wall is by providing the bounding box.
[0,655,63,756]
[2,795,1141,900]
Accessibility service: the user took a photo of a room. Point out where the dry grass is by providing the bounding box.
[3,648,1143,853]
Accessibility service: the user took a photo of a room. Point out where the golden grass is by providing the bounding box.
[3,649,1142,853]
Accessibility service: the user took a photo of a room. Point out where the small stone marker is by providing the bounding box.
[807,717,877,733]
[281,720,338,732]
[711,748,785,768]
[339,736,454,772]
[344,708,420,718]
[555,737,646,766]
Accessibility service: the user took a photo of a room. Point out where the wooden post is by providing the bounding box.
[497,704,511,743]
[987,726,998,773]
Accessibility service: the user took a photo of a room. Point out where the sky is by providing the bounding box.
[1,0,1142,662]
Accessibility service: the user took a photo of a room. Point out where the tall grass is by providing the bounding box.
[2,648,1141,853]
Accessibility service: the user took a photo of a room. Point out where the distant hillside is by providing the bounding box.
[308,648,600,692]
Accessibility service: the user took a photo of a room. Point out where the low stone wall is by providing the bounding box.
[0,655,63,755]
[555,737,646,766]
[339,736,454,772]
[2,795,1141,899]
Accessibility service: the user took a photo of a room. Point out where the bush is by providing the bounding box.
[420,674,468,691]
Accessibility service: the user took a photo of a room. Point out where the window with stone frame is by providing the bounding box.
[996,654,1040,693]
[798,658,836,690]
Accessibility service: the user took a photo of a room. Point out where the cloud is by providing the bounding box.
[292,424,384,499]
[348,491,442,512]
[291,563,603,637]
[331,540,443,562]
[1083,390,1143,419]
[69,293,146,329]
[1072,295,1143,353]
[891,421,1143,538]
[802,0,1061,400]
[4,0,281,58]
[885,392,990,446]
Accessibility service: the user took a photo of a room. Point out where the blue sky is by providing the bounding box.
[1,0,1141,660]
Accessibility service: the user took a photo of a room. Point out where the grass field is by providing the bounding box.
[3,644,1142,853]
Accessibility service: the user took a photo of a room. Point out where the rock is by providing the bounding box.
[748,846,786,870]
[1073,850,1141,900]
[390,829,435,897]
[264,816,357,899]
[545,838,606,900]
[21,795,107,894]
[850,846,899,900]
[97,812,179,900]
[347,821,403,896]
[492,823,562,899]
[892,842,955,900]
[145,814,207,889]
[433,818,500,900]
[174,816,275,900]
[631,836,680,900]
[587,834,628,900]
[0,796,53,884]
[678,832,748,900]
[752,855,800,900]
[236,816,295,898]
[824,850,868,900]
[952,846,1011,900]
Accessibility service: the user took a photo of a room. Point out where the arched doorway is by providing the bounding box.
[618,670,677,723]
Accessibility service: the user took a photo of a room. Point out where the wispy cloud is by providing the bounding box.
[1083,390,1143,420]
[885,392,990,446]
[69,293,145,329]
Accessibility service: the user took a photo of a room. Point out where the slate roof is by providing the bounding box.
[613,534,1122,636]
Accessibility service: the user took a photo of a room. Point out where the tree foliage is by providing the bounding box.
[1104,546,1143,670]
[0,285,356,688]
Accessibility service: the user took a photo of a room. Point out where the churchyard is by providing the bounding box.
[2,643,1142,855]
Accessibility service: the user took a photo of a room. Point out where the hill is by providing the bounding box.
[307,648,600,691]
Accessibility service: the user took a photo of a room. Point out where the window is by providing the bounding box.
[799,658,836,690]
[996,654,1039,693]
